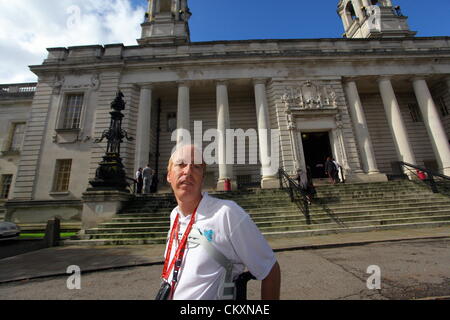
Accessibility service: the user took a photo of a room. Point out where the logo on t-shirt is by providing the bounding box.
[203,229,214,242]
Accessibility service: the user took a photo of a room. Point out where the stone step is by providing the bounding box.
[257,215,450,233]
[119,197,450,219]
[111,201,450,225]
[249,202,450,217]
[252,209,450,225]
[262,221,450,240]
[121,193,442,215]
[16,223,81,233]
[66,180,450,246]
[85,210,450,238]
[100,205,450,230]
[62,220,450,246]
[62,238,168,246]
[88,210,450,234]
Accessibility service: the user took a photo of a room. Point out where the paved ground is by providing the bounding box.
[0,227,449,300]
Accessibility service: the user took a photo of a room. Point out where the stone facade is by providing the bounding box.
[1,0,449,226]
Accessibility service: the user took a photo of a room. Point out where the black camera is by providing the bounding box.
[155,281,172,300]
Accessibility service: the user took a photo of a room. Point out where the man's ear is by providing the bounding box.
[167,172,171,184]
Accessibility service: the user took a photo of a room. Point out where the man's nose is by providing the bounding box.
[183,163,194,174]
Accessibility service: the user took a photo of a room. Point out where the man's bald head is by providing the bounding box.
[167,144,206,174]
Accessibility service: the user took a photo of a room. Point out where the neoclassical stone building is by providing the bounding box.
[1,0,449,224]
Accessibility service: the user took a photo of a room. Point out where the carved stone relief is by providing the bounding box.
[281,81,337,111]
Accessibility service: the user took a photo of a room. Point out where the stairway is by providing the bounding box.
[62,180,450,246]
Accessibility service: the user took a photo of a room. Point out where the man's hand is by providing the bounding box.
[261,262,281,300]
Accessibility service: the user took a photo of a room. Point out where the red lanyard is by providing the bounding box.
[162,205,199,287]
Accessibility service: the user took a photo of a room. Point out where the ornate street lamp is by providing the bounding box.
[88,91,133,192]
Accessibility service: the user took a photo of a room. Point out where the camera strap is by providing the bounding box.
[161,204,199,299]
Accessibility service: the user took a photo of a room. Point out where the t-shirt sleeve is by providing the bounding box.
[227,207,277,281]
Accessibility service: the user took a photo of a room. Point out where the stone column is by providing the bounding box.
[353,2,365,20]
[361,0,371,7]
[344,81,379,174]
[135,85,152,171]
[216,81,233,190]
[340,12,351,30]
[378,77,416,166]
[385,0,393,7]
[412,77,450,175]
[177,82,190,145]
[254,79,279,189]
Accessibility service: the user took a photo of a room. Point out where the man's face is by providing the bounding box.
[167,147,205,202]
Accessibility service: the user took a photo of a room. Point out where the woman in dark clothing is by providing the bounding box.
[150,170,159,194]
[136,168,143,194]
[325,156,338,185]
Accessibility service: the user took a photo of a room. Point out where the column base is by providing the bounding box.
[442,167,450,177]
[216,179,238,191]
[261,176,281,189]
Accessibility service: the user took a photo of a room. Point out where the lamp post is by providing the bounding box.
[88,91,133,192]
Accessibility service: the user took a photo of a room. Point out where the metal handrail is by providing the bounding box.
[278,168,310,224]
[125,177,137,194]
[398,162,450,194]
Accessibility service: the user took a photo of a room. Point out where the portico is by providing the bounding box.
[342,75,450,177]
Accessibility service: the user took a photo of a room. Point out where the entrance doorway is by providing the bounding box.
[301,132,333,179]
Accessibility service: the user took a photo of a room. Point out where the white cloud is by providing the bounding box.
[0,0,146,83]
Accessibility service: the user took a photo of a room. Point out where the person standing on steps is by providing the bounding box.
[157,144,281,300]
[135,168,143,194]
[325,156,337,185]
[332,158,343,184]
[142,164,153,194]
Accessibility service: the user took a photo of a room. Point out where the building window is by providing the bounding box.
[61,94,84,129]
[52,159,72,192]
[408,103,423,123]
[437,97,449,117]
[167,112,177,133]
[9,123,26,152]
[0,175,13,199]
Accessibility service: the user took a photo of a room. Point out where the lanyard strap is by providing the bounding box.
[162,205,198,282]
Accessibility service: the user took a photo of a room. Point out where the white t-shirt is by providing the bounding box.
[164,192,277,300]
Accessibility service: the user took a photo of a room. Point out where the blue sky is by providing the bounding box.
[1,0,450,83]
[134,0,450,41]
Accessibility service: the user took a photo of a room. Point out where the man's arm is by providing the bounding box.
[261,262,281,300]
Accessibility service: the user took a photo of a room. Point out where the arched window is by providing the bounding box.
[346,2,357,20]
[371,0,379,5]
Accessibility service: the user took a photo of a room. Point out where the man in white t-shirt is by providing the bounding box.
[161,144,281,300]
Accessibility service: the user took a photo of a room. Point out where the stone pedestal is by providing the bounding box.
[81,191,132,230]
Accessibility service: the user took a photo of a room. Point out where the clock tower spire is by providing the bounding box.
[338,0,416,38]
[139,0,191,45]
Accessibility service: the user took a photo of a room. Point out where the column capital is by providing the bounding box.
[216,79,230,86]
[177,80,192,88]
[253,78,269,86]
[377,75,392,83]
[138,83,153,90]
[343,78,358,85]
[410,75,430,83]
